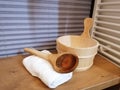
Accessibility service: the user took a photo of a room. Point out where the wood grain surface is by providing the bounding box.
[0,54,120,90]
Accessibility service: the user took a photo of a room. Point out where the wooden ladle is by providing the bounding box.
[24,48,79,73]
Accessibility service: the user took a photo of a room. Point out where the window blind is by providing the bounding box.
[92,0,120,66]
[0,0,92,57]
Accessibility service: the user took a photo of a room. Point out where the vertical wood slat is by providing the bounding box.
[92,0,120,65]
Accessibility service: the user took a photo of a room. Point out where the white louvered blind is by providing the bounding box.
[92,0,120,66]
[0,0,92,57]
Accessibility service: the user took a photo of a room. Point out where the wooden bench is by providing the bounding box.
[0,54,120,90]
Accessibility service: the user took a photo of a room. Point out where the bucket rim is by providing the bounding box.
[57,36,99,49]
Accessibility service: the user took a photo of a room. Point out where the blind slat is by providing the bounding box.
[0,14,89,18]
[0,19,83,23]
[96,15,120,19]
[93,31,120,42]
[0,42,56,50]
[98,2,120,5]
[95,20,120,27]
[97,9,120,12]
[0,29,83,36]
[94,26,120,34]
[94,36,120,50]
[99,50,120,64]
[0,0,91,5]
[100,45,120,56]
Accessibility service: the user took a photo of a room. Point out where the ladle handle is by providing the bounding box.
[24,48,49,60]
[82,18,93,38]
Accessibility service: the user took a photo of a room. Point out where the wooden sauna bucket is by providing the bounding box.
[56,18,99,71]
[56,35,99,71]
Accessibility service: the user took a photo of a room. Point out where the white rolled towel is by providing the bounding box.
[23,50,72,88]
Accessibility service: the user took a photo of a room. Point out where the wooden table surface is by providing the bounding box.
[0,54,120,90]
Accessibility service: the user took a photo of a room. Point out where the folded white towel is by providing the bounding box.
[23,50,72,88]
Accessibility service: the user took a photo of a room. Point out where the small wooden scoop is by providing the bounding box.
[24,48,79,73]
